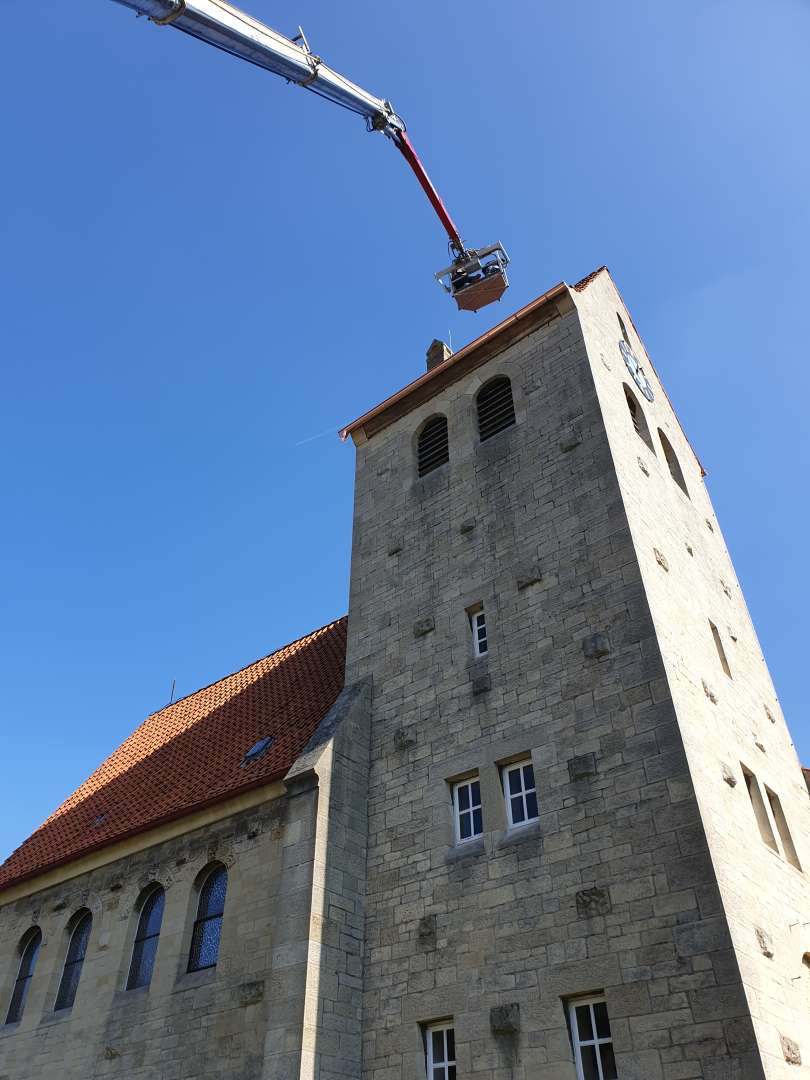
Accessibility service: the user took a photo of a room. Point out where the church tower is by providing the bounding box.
[341,267,810,1079]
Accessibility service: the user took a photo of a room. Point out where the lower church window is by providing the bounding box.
[569,995,617,1080]
[425,1021,456,1080]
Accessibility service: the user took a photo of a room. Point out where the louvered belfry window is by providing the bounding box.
[126,886,166,990]
[417,415,449,477]
[477,376,515,441]
[188,865,228,972]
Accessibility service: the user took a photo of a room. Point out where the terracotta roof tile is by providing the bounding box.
[0,617,347,893]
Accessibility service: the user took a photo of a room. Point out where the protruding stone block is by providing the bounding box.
[560,428,582,453]
[413,616,435,638]
[472,673,492,695]
[575,886,611,917]
[780,1035,801,1065]
[516,564,542,590]
[490,1003,520,1035]
[568,753,598,782]
[394,725,417,751]
[755,927,774,959]
[583,633,610,659]
[721,763,737,787]
[654,548,669,572]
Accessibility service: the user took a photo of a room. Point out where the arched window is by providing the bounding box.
[417,415,449,477]
[5,927,42,1024]
[617,312,631,346]
[126,885,165,990]
[623,384,655,453]
[55,910,92,1011]
[658,429,689,498]
[188,865,227,973]
[477,376,516,442]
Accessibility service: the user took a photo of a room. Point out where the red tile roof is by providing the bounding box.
[0,617,347,893]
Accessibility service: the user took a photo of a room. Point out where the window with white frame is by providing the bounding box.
[502,759,538,829]
[569,996,617,1080]
[452,777,482,843]
[468,606,488,657]
[425,1021,456,1080]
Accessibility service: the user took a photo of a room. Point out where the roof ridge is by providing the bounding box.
[142,614,348,720]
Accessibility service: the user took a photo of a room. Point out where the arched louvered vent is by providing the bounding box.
[417,416,449,477]
[623,384,655,453]
[477,376,515,442]
[658,429,689,498]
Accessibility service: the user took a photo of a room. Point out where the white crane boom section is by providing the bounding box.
[110,0,403,129]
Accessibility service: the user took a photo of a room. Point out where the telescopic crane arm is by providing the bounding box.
[110,0,509,311]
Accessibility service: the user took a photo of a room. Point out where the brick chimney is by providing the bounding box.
[426,339,452,372]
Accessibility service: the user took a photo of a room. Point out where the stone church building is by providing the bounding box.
[1,267,808,1079]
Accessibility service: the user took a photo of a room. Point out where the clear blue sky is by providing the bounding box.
[1,0,808,862]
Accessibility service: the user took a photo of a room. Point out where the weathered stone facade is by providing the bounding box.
[344,272,809,1078]
[1,268,807,1079]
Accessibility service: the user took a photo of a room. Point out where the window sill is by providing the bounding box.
[445,837,485,864]
[173,966,217,994]
[112,984,150,1006]
[496,819,542,850]
[0,1021,21,1038]
[39,1007,73,1027]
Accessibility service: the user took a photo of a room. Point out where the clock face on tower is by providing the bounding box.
[619,340,654,402]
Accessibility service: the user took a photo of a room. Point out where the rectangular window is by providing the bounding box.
[710,621,732,678]
[468,606,488,657]
[425,1022,456,1080]
[765,787,802,870]
[452,777,483,844]
[502,759,538,829]
[569,996,617,1080]
[742,766,778,851]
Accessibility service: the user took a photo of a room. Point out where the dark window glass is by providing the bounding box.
[55,911,92,1011]
[417,416,450,477]
[580,1045,600,1080]
[575,1004,593,1041]
[593,1000,611,1038]
[5,928,42,1024]
[477,377,515,441]
[526,791,539,820]
[126,886,165,990]
[600,1042,618,1080]
[188,866,228,972]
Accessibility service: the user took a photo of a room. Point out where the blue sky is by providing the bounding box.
[1,0,808,862]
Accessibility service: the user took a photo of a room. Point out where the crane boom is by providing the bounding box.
[110,0,510,311]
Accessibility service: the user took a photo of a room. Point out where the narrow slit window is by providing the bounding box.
[468,606,488,657]
[742,767,778,852]
[617,312,631,346]
[623,384,655,453]
[569,996,617,1080]
[710,621,732,678]
[425,1021,456,1080]
[452,777,483,844]
[417,415,450,477]
[502,760,538,829]
[188,864,228,972]
[477,376,515,442]
[658,429,690,497]
[55,910,92,1011]
[126,885,166,990]
[5,927,42,1024]
[765,788,802,870]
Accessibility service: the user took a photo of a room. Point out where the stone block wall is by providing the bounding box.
[345,289,761,1079]
[574,271,810,1079]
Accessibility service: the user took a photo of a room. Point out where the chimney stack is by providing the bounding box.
[426,339,452,372]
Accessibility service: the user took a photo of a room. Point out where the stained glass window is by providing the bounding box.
[54,911,92,1011]
[5,927,41,1024]
[126,886,165,990]
[188,865,227,972]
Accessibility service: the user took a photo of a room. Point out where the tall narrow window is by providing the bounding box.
[623,384,655,453]
[126,885,166,990]
[765,788,802,870]
[54,910,92,1011]
[617,312,631,346]
[476,376,515,441]
[468,606,488,657]
[709,621,732,678]
[425,1022,455,1080]
[417,415,449,477]
[452,777,483,844]
[5,927,42,1024]
[188,864,228,973]
[742,767,778,852]
[658,429,689,497]
[569,996,617,1080]
[502,760,538,829]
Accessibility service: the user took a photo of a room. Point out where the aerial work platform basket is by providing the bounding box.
[435,243,510,312]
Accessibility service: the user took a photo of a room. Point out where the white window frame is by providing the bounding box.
[502,758,538,830]
[425,1021,456,1080]
[469,607,488,657]
[569,995,616,1080]
[452,777,483,845]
